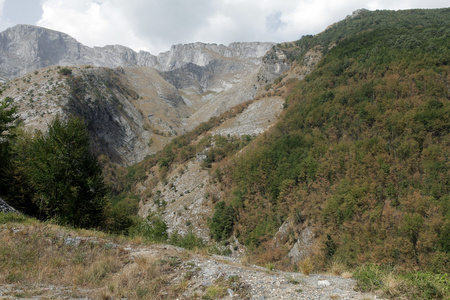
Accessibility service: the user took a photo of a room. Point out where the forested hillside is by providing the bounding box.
[216,8,450,272]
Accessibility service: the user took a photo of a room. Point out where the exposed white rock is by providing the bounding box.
[288,227,315,262]
[318,280,332,286]
[0,25,273,80]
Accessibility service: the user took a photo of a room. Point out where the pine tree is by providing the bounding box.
[0,97,17,195]
[16,116,107,228]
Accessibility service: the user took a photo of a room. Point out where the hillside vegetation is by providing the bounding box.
[121,8,450,276]
[220,7,449,271]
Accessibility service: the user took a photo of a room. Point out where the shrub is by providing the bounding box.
[168,230,205,250]
[353,264,385,292]
[209,201,235,241]
[0,212,27,224]
[130,214,168,242]
[58,67,72,76]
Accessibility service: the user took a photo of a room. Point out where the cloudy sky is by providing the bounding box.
[0,0,448,54]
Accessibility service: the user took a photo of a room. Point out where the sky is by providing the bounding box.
[0,0,448,55]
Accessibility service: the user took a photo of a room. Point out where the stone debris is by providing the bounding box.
[177,254,380,300]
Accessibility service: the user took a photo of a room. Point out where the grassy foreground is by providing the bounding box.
[0,212,195,299]
[1,212,449,299]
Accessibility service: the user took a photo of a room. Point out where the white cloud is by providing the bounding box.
[266,11,287,33]
[25,0,450,54]
[37,0,148,51]
[0,0,11,30]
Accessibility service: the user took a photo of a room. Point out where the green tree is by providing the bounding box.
[58,67,72,76]
[17,116,107,228]
[0,97,17,195]
[0,97,17,138]
[3,129,40,216]
[401,213,424,264]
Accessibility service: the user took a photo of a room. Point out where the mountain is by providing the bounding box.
[0,24,273,80]
[0,25,290,165]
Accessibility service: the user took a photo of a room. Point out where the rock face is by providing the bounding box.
[154,42,272,72]
[66,67,152,165]
[0,24,274,80]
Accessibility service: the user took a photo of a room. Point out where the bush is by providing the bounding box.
[130,213,168,242]
[58,67,72,76]
[168,230,205,250]
[354,264,385,292]
[298,257,314,276]
[354,264,449,299]
[209,201,235,242]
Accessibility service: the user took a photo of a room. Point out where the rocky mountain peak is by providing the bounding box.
[0,25,274,80]
[154,41,273,72]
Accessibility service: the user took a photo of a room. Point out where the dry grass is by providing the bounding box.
[0,215,191,299]
[205,285,228,299]
[381,272,407,298]
[329,260,348,276]
[129,234,144,245]
[206,273,251,300]
[0,222,126,288]
[265,262,275,271]
[298,257,314,276]
[193,246,209,257]
[341,271,353,279]
[285,274,302,285]
[97,256,173,299]
[240,255,251,265]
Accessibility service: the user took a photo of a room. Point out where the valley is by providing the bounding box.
[0,7,449,299]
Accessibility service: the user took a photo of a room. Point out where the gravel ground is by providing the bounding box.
[0,237,382,299]
[180,255,381,300]
[129,245,382,300]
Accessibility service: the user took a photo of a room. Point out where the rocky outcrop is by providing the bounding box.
[257,46,291,86]
[154,42,272,72]
[0,196,18,213]
[1,65,158,165]
[66,67,152,165]
[139,161,215,241]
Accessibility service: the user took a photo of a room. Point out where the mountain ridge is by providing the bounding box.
[0,24,274,80]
